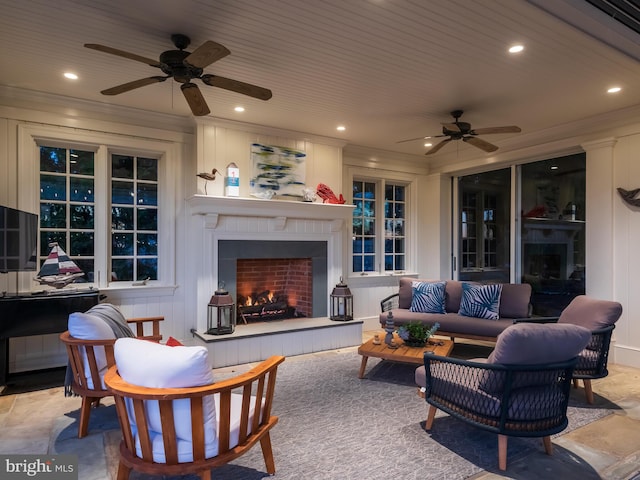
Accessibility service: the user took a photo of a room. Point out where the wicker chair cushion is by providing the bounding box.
[479,323,590,393]
[558,295,623,331]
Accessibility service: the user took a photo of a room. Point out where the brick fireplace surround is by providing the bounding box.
[186,195,362,367]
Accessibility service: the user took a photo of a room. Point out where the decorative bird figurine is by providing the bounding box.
[617,187,640,207]
[316,183,345,204]
[197,168,219,194]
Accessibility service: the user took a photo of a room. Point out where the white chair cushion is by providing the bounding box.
[68,311,116,389]
[114,338,218,463]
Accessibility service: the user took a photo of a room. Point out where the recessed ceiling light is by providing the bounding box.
[336,125,346,132]
[550,165,559,170]
[64,72,78,80]
[424,143,432,147]
[607,86,622,94]
[234,106,245,112]
[508,45,524,54]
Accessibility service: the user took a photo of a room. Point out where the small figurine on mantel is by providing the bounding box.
[196,169,218,195]
[316,183,345,204]
[302,187,317,202]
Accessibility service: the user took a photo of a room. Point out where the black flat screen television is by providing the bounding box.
[0,205,39,273]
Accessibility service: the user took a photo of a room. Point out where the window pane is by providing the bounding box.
[394,203,404,218]
[74,258,94,282]
[395,255,405,270]
[40,147,66,173]
[112,233,134,256]
[352,238,363,254]
[353,256,362,272]
[364,237,375,253]
[70,150,94,175]
[40,232,66,255]
[458,169,510,283]
[112,207,134,230]
[520,153,586,316]
[112,155,134,179]
[40,203,66,228]
[70,177,94,202]
[137,258,158,280]
[363,218,375,236]
[70,205,94,229]
[364,255,375,271]
[394,186,404,201]
[137,208,157,231]
[137,157,158,181]
[385,254,393,270]
[137,233,158,255]
[364,182,375,196]
[112,181,134,204]
[40,175,66,201]
[137,184,157,206]
[71,231,94,256]
[112,259,133,282]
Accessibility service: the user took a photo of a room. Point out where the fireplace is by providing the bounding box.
[186,195,354,336]
[186,195,360,367]
[236,257,313,322]
[218,240,327,319]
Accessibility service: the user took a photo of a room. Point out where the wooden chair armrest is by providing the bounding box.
[126,316,164,341]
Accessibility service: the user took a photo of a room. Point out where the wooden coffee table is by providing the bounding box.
[357,334,454,379]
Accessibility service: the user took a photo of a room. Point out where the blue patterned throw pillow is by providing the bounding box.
[458,283,503,320]
[409,281,446,314]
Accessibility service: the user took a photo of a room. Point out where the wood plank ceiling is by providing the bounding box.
[0,0,639,161]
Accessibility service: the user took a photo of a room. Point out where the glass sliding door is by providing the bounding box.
[457,168,511,283]
[520,154,586,316]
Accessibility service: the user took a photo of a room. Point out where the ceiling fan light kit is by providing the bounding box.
[397,110,521,155]
[85,34,272,116]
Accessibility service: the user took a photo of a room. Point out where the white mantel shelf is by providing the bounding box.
[187,195,355,221]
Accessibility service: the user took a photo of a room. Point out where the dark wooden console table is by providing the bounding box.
[0,289,100,385]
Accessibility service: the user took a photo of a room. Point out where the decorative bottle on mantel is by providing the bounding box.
[225,162,240,197]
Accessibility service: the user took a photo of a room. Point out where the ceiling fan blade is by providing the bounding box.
[84,44,162,68]
[471,126,522,135]
[181,82,211,116]
[396,135,432,144]
[425,138,452,155]
[184,40,231,69]
[201,74,272,100]
[463,136,499,153]
[101,76,168,95]
[442,122,461,133]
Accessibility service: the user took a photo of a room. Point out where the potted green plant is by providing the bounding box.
[396,322,440,347]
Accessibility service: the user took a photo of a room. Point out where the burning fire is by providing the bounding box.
[243,291,274,306]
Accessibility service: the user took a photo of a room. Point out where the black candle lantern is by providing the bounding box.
[207,283,236,335]
[330,276,353,321]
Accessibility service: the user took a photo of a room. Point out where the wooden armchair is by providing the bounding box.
[104,343,285,480]
[60,310,163,438]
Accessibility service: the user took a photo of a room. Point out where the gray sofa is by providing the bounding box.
[379,278,532,342]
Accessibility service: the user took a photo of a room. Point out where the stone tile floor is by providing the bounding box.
[1,332,639,479]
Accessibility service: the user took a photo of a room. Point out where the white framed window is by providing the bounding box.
[351,174,411,276]
[110,153,159,282]
[19,123,177,290]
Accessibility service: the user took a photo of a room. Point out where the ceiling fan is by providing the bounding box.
[397,110,521,155]
[85,34,272,116]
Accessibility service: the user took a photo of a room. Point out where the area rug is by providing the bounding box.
[52,351,615,480]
